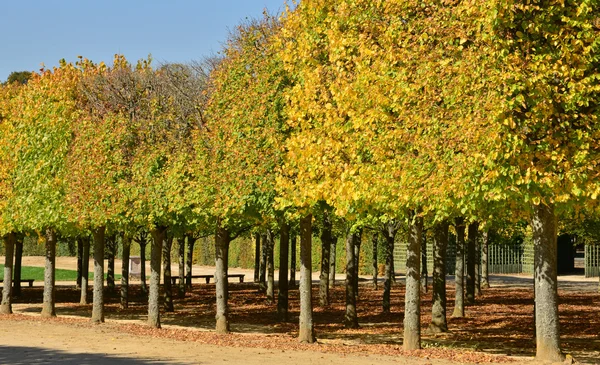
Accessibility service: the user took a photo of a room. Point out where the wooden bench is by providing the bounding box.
[0,279,35,287]
[170,274,245,285]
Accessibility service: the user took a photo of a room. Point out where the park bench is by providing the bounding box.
[170,274,245,285]
[0,279,35,287]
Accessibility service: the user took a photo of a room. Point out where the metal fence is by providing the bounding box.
[585,244,600,278]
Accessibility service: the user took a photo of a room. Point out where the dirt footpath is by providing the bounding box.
[0,318,469,365]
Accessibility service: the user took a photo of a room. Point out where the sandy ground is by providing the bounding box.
[0,318,461,365]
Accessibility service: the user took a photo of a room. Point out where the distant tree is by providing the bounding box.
[5,71,32,85]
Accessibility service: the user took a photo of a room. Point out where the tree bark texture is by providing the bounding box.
[466,222,478,305]
[372,233,378,289]
[481,230,490,289]
[148,227,164,328]
[319,213,332,306]
[80,236,90,305]
[162,235,174,312]
[344,230,359,329]
[278,222,290,320]
[185,234,195,289]
[429,221,449,333]
[290,234,297,289]
[532,203,563,362]
[76,238,83,290]
[0,232,16,314]
[475,234,481,297]
[382,222,397,314]
[421,231,428,293]
[121,234,131,309]
[254,233,260,283]
[91,227,105,323]
[178,236,185,297]
[453,218,466,318]
[266,229,275,303]
[404,213,422,350]
[329,237,336,287]
[13,238,23,297]
[41,229,57,318]
[298,215,315,343]
[107,235,116,294]
[215,221,231,334]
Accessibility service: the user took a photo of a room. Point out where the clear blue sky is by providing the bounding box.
[0,0,288,82]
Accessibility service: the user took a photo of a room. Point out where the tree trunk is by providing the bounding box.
[382,222,397,314]
[329,237,336,287]
[80,236,90,305]
[421,231,428,293]
[290,234,297,289]
[41,229,57,318]
[162,234,174,312]
[139,233,148,296]
[121,233,131,309]
[532,203,563,362]
[319,213,332,306]
[298,214,315,343]
[259,232,267,292]
[178,237,185,298]
[0,232,16,314]
[372,233,378,289]
[278,222,290,320]
[344,230,359,328]
[475,234,482,297]
[107,235,116,294]
[148,227,165,328]
[215,220,230,334]
[452,218,466,318]
[254,233,261,283]
[428,221,449,333]
[353,230,361,302]
[404,212,422,351]
[481,230,490,289]
[13,238,23,297]
[91,227,105,323]
[266,229,275,303]
[76,238,83,290]
[185,234,195,289]
[466,222,478,305]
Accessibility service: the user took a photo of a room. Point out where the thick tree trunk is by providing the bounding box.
[429,221,449,333]
[532,203,563,362]
[266,230,275,303]
[185,234,195,289]
[382,222,397,314]
[344,230,359,328]
[290,234,297,289]
[139,234,148,296]
[0,232,16,314]
[298,214,315,343]
[215,220,231,334]
[121,234,131,309]
[254,233,261,283]
[404,213,422,351]
[162,235,174,312]
[372,234,378,289]
[13,238,23,297]
[76,238,83,290]
[319,213,332,306]
[91,227,105,323]
[148,227,165,328]
[421,231,428,293]
[259,232,267,292]
[466,222,478,305]
[107,235,116,294]
[481,230,490,289]
[178,237,185,298]
[329,237,336,287]
[41,229,57,318]
[80,236,90,305]
[278,222,290,320]
[452,218,466,318]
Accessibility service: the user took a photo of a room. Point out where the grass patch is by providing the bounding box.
[0,264,121,281]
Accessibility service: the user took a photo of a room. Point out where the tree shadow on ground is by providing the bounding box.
[0,345,191,365]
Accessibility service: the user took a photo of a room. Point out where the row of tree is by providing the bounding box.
[0,1,598,362]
